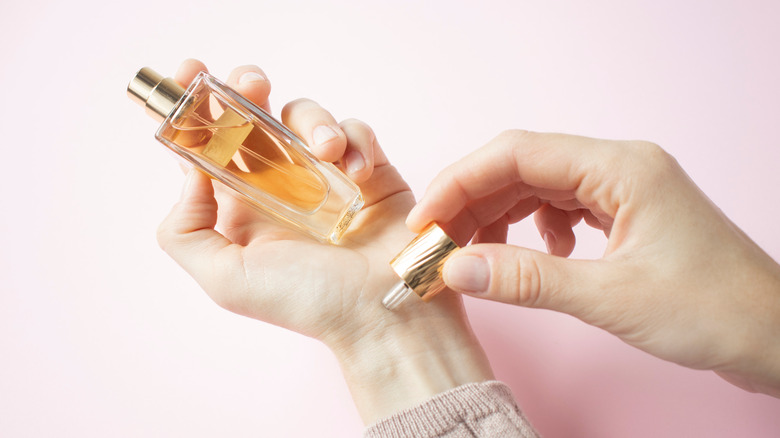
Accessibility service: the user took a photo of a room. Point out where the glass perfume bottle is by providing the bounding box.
[127,67,363,243]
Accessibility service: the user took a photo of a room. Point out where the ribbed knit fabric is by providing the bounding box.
[363,381,539,438]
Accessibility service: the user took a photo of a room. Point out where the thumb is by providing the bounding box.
[442,243,608,316]
[157,169,234,285]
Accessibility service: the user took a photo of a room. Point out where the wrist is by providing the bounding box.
[327,296,494,425]
[727,257,780,397]
[695,240,780,398]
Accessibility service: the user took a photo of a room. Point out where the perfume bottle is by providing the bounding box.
[127,67,363,244]
[382,223,460,310]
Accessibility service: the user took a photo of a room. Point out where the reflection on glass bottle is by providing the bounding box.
[128,68,363,243]
[163,98,329,213]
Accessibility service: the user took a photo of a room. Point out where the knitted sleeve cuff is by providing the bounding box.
[363,381,539,438]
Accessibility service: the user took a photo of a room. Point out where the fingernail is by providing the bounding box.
[444,255,490,293]
[407,203,420,219]
[544,232,556,255]
[405,203,424,229]
[239,71,266,85]
[345,150,365,175]
[312,125,339,146]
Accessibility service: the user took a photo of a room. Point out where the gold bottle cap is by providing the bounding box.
[389,223,460,303]
[127,67,186,121]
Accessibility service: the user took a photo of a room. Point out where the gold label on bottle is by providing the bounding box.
[202,108,253,166]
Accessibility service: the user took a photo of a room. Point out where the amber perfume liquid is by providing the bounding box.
[163,105,328,212]
[129,69,363,243]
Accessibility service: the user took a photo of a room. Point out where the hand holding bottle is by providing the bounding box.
[155,59,494,424]
[406,130,780,397]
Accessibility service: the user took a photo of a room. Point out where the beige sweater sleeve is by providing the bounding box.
[363,381,539,438]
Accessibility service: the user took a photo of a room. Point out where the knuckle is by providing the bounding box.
[339,117,370,132]
[156,217,176,254]
[437,162,460,185]
[494,130,534,162]
[632,140,667,161]
[626,141,680,180]
[511,251,543,307]
[281,98,319,119]
[496,129,531,143]
[340,118,376,145]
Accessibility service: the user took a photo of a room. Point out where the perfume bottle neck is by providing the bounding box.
[128,67,185,122]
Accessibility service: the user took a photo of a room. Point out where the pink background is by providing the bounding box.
[2,1,779,436]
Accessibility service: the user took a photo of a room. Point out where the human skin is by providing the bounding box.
[406,130,780,397]
[156,59,494,424]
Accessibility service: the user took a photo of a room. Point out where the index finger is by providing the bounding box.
[406,130,622,232]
